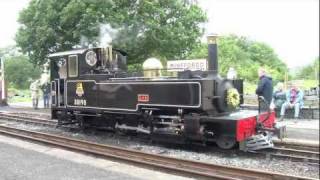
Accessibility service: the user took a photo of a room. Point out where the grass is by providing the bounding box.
[243,81,257,95]
[7,88,32,103]
[301,80,318,90]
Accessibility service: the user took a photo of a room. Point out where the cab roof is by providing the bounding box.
[48,49,87,58]
[48,48,127,58]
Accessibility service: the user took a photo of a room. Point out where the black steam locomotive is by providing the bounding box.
[48,35,284,151]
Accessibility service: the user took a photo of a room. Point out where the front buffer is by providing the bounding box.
[235,110,286,151]
[202,110,285,151]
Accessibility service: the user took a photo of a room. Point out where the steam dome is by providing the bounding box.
[143,58,163,70]
[142,58,163,78]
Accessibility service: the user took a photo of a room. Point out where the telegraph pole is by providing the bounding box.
[284,71,288,90]
[0,57,7,106]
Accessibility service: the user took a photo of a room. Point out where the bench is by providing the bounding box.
[240,104,319,119]
[274,106,319,119]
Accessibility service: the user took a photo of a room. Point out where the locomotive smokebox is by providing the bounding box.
[207,34,218,75]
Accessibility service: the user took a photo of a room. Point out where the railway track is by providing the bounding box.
[274,141,320,152]
[251,147,319,165]
[0,112,56,126]
[0,112,319,167]
[0,125,315,180]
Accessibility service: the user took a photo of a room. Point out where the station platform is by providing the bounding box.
[277,118,319,144]
[0,135,190,180]
[1,101,51,115]
[241,104,319,119]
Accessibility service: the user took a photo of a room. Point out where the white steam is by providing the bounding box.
[80,36,90,48]
[98,24,118,47]
[77,24,119,48]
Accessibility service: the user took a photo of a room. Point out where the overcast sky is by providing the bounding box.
[0,0,318,68]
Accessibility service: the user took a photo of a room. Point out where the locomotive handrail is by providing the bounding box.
[257,96,272,126]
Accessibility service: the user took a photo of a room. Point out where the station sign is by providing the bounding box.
[167,59,207,71]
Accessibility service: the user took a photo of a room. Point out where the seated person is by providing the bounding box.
[270,82,286,109]
[279,84,304,121]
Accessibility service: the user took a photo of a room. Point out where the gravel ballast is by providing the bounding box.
[0,118,318,179]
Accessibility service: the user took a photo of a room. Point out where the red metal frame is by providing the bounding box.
[236,111,275,142]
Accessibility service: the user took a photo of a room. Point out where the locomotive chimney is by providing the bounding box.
[108,45,113,62]
[207,34,218,75]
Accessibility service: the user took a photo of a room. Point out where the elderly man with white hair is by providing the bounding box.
[270,82,286,110]
[30,80,40,109]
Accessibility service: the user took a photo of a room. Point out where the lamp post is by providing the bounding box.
[0,57,7,105]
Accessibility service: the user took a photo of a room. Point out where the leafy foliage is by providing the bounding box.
[0,46,23,60]
[294,57,319,80]
[187,35,288,82]
[16,0,207,65]
[4,55,41,89]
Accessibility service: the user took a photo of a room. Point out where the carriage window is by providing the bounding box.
[68,55,78,77]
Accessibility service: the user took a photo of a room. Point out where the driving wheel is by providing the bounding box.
[216,135,237,149]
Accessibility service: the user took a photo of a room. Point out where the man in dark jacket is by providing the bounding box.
[256,68,273,106]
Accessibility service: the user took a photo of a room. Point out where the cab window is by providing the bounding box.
[68,55,78,77]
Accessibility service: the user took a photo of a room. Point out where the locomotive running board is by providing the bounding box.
[240,133,274,152]
[115,123,151,134]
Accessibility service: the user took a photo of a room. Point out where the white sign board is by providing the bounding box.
[167,59,207,71]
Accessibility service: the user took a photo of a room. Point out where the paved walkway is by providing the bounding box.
[0,135,192,180]
[9,100,45,108]
[277,119,319,143]
[1,101,50,115]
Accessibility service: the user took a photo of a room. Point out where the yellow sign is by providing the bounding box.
[76,82,84,97]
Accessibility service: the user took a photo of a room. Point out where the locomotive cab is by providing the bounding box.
[49,47,127,117]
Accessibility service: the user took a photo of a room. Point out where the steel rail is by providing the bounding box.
[0,125,315,180]
[274,141,319,152]
[0,113,319,166]
[0,113,57,126]
[272,147,319,159]
[0,111,51,118]
[251,147,319,165]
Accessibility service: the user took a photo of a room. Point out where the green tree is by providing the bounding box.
[187,34,288,82]
[246,40,287,81]
[16,0,207,65]
[295,57,319,80]
[0,46,22,59]
[4,55,41,89]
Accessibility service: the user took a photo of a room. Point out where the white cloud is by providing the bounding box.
[199,0,319,68]
[0,0,30,48]
[0,0,318,68]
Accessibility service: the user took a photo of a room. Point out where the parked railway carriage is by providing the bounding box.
[49,35,285,151]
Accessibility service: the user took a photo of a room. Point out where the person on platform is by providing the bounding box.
[255,67,273,109]
[270,82,286,110]
[41,82,50,108]
[227,67,237,80]
[279,84,304,122]
[30,80,40,109]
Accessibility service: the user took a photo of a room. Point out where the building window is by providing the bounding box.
[68,55,78,77]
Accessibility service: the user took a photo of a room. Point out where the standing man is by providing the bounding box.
[255,67,273,108]
[41,82,50,108]
[30,80,40,109]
